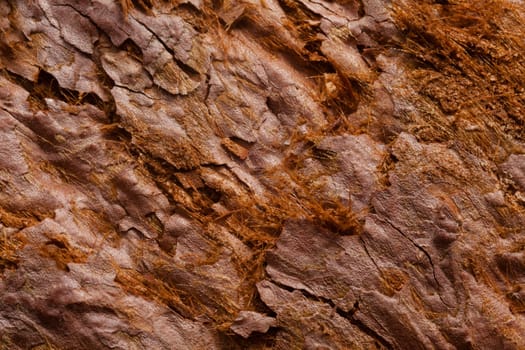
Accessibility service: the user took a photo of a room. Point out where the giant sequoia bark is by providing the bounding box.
[1,0,525,348]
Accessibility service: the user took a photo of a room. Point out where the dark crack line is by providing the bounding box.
[269,279,350,313]
[381,218,451,308]
[268,279,392,348]
[38,3,61,32]
[53,2,132,44]
[360,235,383,275]
[114,83,158,100]
[131,16,200,78]
[53,4,108,42]
[132,16,172,54]
[0,106,18,120]
[347,313,393,349]
[333,297,393,350]
[204,73,212,103]
[53,4,126,124]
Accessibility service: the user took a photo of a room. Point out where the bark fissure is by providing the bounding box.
[381,217,451,308]
[1,0,525,348]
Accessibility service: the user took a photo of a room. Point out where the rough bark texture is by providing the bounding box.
[1,0,525,349]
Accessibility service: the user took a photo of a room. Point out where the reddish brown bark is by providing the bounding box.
[1,0,525,348]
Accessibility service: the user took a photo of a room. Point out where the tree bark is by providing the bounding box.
[1,0,525,348]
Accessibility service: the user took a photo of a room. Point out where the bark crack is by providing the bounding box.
[114,83,157,99]
[53,3,106,40]
[381,218,450,308]
[131,16,201,79]
[342,304,393,350]
[267,279,392,348]
[360,235,383,275]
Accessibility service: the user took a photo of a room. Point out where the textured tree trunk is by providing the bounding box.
[1,0,525,348]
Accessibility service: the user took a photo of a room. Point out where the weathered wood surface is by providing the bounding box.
[1,0,525,348]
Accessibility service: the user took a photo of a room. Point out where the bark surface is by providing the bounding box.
[1,0,525,348]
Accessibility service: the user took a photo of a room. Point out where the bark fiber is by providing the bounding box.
[1,0,525,348]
